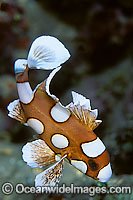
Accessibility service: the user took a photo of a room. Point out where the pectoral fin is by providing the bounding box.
[7,99,26,124]
[22,139,56,168]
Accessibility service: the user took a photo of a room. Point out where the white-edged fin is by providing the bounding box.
[90,109,98,119]
[92,120,102,130]
[71,91,91,110]
[7,99,26,124]
[67,91,102,130]
[27,35,70,70]
[45,66,61,101]
[14,59,27,74]
[35,155,67,187]
[22,139,56,168]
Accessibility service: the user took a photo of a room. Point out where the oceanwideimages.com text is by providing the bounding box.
[1,182,132,196]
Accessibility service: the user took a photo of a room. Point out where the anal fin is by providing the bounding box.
[35,155,67,187]
[7,99,26,124]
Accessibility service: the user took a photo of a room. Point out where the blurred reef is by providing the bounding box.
[0,0,29,74]
[0,0,133,200]
[37,0,133,70]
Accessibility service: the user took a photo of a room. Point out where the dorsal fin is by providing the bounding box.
[45,66,61,101]
[33,67,61,103]
[66,91,102,130]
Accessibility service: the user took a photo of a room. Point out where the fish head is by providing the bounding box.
[81,136,112,183]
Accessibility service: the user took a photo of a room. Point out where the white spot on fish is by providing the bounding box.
[51,103,70,122]
[17,82,33,104]
[27,118,44,134]
[81,137,105,158]
[97,163,112,183]
[71,160,87,174]
[51,134,69,149]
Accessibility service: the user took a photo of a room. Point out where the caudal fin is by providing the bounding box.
[14,36,70,74]
[27,35,70,70]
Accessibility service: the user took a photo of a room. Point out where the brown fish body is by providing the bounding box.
[20,79,110,180]
[7,35,112,186]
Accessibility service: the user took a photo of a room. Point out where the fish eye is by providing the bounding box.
[88,160,98,171]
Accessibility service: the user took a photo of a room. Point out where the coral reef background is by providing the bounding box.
[0,0,133,199]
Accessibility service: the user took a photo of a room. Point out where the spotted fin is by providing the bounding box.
[7,99,26,124]
[35,155,67,187]
[66,91,102,130]
[22,139,56,168]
